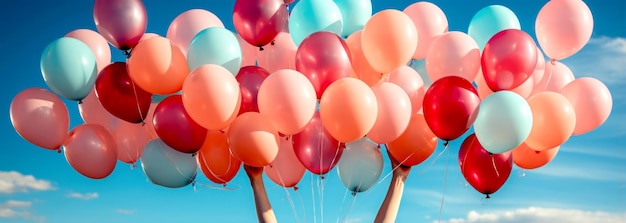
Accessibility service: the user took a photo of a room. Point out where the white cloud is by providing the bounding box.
[1,200,32,208]
[0,171,55,194]
[67,192,98,200]
[562,36,626,86]
[115,209,135,215]
[0,200,44,222]
[438,207,626,223]
[560,144,626,160]
[531,160,625,182]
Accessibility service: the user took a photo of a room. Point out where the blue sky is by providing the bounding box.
[1,0,625,222]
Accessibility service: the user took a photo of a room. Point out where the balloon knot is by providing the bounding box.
[222,183,227,187]
[443,141,449,147]
[293,186,298,191]
[351,191,357,196]
[320,175,325,180]
[271,40,275,46]
[191,152,197,157]
[485,194,491,199]
[57,148,62,154]
[259,46,264,51]
[123,49,131,59]
[550,59,556,65]
[77,100,83,104]
[141,121,146,126]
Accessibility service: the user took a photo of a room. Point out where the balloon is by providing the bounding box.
[512,143,559,170]
[536,0,593,60]
[264,136,306,188]
[10,88,69,151]
[409,58,433,88]
[337,138,383,193]
[258,69,317,135]
[140,33,160,42]
[293,112,343,175]
[143,102,160,140]
[525,92,576,151]
[459,134,512,197]
[65,29,111,72]
[334,0,372,38]
[345,31,381,86]
[403,2,448,60]
[166,9,224,56]
[153,95,207,154]
[388,65,426,114]
[197,130,241,185]
[182,64,241,131]
[112,121,150,164]
[95,62,152,124]
[560,77,613,135]
[475,68,534,100]
[468,5,521,51]
[79,87,122,131]
[425,31,481,82]
[228,112,280,167]
[187,27,242,75]
[422,76,480,141]
[40,37,97,101]
[237,34,259,67]
[387,113,437,167]
[531,47,546,86]
[474,91,533,154]
[93,0,147,50]
[64,124,117,179]
[482,29,538,91]
[233,0,287,47]
[236,66,270,114]
[367,82,412,144]
[127,36,189,94]
[288,0,343,46]
[141,139,198,188]
[256,26,298,73]
[295,31,352,98]
[362,9,418,74]
[532,61,575,95]
[319,78,378,143]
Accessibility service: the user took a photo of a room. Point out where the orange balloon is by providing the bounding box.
[525,92,576,151]
[182,64,241,131]
[362,9,418,74]
[127,36,189,94]
[228,112,280,167]
[264,136,305,188]
[345,31,381,86]
[387,113,438,167]
[512,143,559,170]
[367,82,412,144]
[320,77,378,143]
[197,130,241,184]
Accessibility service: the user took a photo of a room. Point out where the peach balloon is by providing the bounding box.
[197,130,241,185]
[264,136,306,188]
[65,29,111,72]
[535,0,593,60]
[166,9,224,56]
[525,92,576,151]
[425,31,481,82]
[78,87,121,131]
[532,61,575,95]
[560,77,613,135]
[403,2,449,60]
[319,77,378,143]
[388,65,426,114]
[367,82,412,144]
[512,143,559,170]
[113,121,150,164]
[257,30,297,73]
[228,112,280,167]
[387,113,437,167]
[345,30,381,86]
[63,124,117,179]
[127,36,189,94]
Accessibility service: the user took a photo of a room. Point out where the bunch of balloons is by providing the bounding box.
[10,0,612,198]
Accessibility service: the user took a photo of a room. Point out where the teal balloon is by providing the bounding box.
[337,137,383,193]
[289,0,343,46]
[40,37,97,101]
[141,139,198,188]
[187,27,242,75]
[468,5,520,51]
[473,91,533,154]
[334,0,372,38]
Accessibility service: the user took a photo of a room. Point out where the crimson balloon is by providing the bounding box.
[459,134,513,198]
[293,112,344,175]
[95,62,152,124]
[482,29,538,91]
[236,66,270,114]
[153,95,207,154]
[233,0,288,47]
[93,0,147,50]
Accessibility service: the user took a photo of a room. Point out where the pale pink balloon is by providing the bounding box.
[236,34,258,67]
[140,33,160,42]
[388,65,425,114]
[166,9,224,56]
[532,47,546,86]
[476,68,534,99]
[65,29,111,72]
[112,121,150,164]
[257,30,297,73]
[560,77,613,135]
[425,31,481,82]
[78,87,121,131]
[10,88,69,151]
[367,82,412,144]
[536,0,593,60]
[532,61,575,95]
[264,136,305,188]
[403,2,449,60]
[64,124,117,179]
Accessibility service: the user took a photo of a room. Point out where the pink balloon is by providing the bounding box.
[233,0,288,47]
[112,121,150,164]
[425,31,481,82]
[560,77,613,135]
[236,34,258,67]
[532,47,546,86]
[10,88,69,151]
[78,87,122,131]
[236,66,270,114]
[166,9,224,56]
[388,65,426,114]
[532,61,575,95]
[65,29,111,72]
[257,27,297,73]
[93,0,147,50]
[536,0,593,60]
[264,136,306,188]
[403,2,449,60]
[481,29,538,91]
[64,124,117,179]
[367,82,412,144]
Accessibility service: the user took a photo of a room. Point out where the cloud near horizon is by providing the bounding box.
[438,206,626,223]
[0,171,55,194]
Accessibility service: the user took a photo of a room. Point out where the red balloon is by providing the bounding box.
[236,66,270,115]
[233,0,288,47]
[93,0,147,50]
[296,31,353,99]
[95,62,152,124]
[152,95,207,154]
[423,76,480,141]
[293,112,344,175]
[459,134,513,197]
[482,29,538,91]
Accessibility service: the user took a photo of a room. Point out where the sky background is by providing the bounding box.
[1,0,625,222]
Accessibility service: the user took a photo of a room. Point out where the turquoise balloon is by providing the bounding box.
[473,91,533,154]
[40,37,97,101]
[334,0,372,38]
[468,5,520,51]
[141,139,198,188]
[289,0,343,46]
[187,27,242,75]
[337,137,383,193]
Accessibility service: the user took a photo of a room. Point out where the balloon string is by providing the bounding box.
[378,145,413,184]
[539,61,555,92]
[310,173,317,223]
[195,181,241,191]
[199,149,232,185]
[317,174,326,223]
[437,143,450,223]
[293,186,307,223]
[130,80,146,125]
[490,154,500,177]
[272,165,301,223]
[518,170,527,178]
[339,188,359,223]
[420,140,449,174]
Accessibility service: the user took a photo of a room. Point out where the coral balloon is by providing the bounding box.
[153,95,207,154]
[127,36,189,94]
[536,0,593,60]
[95,62,152,124]
[525,92,576,151]
[532,61,575,95]
[79,88,122,131]
[141,139,198,188]
[459,134,512,197]
[388,65,426,114]
[233,0,287,47]
[65,29,111,72]
[387,114,437,167]
[197,131,241,185]
[345,30,381,86]
[367,82,412,144]
[337,138,383,193]
[228,112,280,167]
[93,0,147,50]
[560,77,613,135]
[481,29,538,91]
[512,143,559,170]
[425,31,481,82]
[403,2,448,59]
[64,124,117,179]
[236,66,270,114]
[166,9,224,56]
[112,121,150,164]
[264,136,306,188]
[293,112,344,175]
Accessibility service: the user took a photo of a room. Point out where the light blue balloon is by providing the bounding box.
[141,139,198,188]
[187,27,242,75]
[289,0,343,46]
[337,137,383,193]
[334,0,372,38]
[40,37,97,101]
[473,91,533,154]
[468,5,520,51]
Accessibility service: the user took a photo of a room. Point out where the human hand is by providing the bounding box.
[387,149,411,179]
[244,164,264,182]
